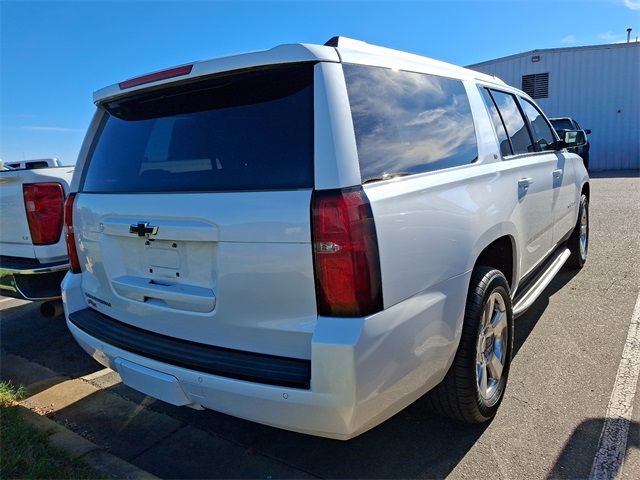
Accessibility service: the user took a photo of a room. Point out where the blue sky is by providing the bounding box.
[1,0,638,165]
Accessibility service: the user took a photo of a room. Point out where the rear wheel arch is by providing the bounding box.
[473,235,516,291]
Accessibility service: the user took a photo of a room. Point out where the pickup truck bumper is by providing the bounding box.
[0,256,69,300]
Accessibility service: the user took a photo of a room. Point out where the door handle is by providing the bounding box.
[518,177,534,189]
[552,169,563,177]
[111,275,216,313]
[518,177,533,197]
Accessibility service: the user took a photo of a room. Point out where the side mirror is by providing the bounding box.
[584,129,591,135]
[556,129,587,150]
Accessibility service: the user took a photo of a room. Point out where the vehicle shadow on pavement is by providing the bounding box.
[0,300,103,379]
[53,381,491,479]
[548,418,639,479]
[513,268,580,358]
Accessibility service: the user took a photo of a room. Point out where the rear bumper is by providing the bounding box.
[0,256,68,300]
[68,307,311,389]
[62,270,468,439]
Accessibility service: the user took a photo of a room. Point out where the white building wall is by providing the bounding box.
[469,43,639,171]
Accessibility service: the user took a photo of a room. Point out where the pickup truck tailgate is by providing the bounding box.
[0,174,33,256]
[0,167,74,260]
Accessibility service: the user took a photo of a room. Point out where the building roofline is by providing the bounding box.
[467,41,639,68]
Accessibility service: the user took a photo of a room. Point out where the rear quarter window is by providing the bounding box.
[81,64,314,193]
[480,87,513,157]
[343,64,478,182]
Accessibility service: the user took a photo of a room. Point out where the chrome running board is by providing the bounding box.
[512,248,571,317]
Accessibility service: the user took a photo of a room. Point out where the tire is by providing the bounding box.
[567,193,589,269]
[427,267,514,423]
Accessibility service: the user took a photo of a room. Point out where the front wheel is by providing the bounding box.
[427,267,514,423]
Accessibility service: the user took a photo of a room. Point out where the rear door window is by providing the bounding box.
[82,64,315,193]
[488,90,535,156]
[519,98,557,151]
[343,64,478,182]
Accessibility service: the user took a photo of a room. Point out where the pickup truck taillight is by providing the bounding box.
[22,183,64,245]
[64,193,81,273]
[311,186,383,317]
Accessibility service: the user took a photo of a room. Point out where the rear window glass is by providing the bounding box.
[550,118,574,131]
[26,161,50,169]
[82,64,314,193]
[343,64,478,182]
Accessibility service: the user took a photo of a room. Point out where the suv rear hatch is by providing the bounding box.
[74,64,317,360]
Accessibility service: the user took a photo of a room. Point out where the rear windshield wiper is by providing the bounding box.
[362,172,411,184]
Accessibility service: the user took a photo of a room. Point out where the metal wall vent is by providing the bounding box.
[522,73,549,99]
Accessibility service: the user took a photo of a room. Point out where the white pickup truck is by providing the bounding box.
[0,164,74,303]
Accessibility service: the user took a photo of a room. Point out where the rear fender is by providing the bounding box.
[471,223,519,291]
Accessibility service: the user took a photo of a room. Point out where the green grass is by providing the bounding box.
[0,381,98,479]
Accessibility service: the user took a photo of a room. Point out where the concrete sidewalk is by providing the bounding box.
[3,349,314,479]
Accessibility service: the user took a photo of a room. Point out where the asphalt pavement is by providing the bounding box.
[1,172,638,479]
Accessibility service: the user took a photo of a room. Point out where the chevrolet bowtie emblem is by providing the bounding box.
[129,222,159,237]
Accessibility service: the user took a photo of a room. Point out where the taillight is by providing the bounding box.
[22,183,64,245]
[64,193,81,273]
[311,186,383,317]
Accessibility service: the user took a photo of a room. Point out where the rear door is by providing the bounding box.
[74,64,318,359]
[480,88,555,276]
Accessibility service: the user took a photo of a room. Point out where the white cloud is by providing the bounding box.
[561,35,578,45]
[21,126,83,133]
[598,31,621,42]
[624,0,640,10]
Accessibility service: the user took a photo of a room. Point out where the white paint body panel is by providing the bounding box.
[73,191,317,359]
[63,37,589,439]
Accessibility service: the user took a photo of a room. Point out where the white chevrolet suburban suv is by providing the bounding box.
[62,37,589,439]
